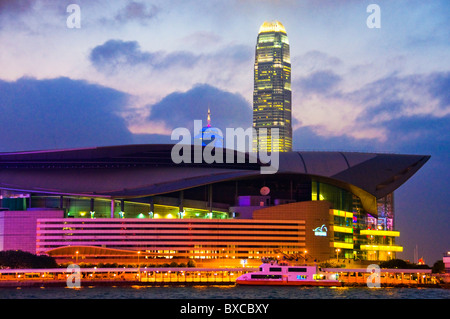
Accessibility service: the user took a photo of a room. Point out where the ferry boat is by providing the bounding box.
[236,261,342,286]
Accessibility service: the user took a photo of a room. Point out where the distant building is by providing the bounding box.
[444,253,450,273]
[194,108,223,148]
[253,21,292,152]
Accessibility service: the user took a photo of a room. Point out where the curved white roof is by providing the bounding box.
[0,144,429,204]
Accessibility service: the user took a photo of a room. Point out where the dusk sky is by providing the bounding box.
[0,0,448,264]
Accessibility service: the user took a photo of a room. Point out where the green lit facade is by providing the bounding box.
[253,21,292,152]
[311,180,400,261]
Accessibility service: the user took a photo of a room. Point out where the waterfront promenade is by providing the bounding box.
[0,267,446,288]
[0,267,252,287]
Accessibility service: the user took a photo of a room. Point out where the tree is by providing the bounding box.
[379,259,410,269]
[379,258,430,269]
[432,260,445,274]
[0,250,57,269]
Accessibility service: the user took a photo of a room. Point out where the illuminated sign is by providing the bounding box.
[313,224,327,237]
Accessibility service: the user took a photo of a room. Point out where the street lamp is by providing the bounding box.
[75,251,79,264]
[336,248,341,262]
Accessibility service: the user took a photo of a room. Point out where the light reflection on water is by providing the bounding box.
[0,285,449,299]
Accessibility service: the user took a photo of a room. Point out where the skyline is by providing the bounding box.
[0,0,448,264]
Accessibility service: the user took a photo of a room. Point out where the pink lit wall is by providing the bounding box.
[0,209,64,254]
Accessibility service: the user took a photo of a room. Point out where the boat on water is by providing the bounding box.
[236,261,342,287]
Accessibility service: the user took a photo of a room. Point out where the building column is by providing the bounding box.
[28,194,32,209]
[179,191,184,218]
[111,199,115,218]
[208,184,213,212]
[316,182,320,201]
[149,196,154,218]
[90,198,95,218]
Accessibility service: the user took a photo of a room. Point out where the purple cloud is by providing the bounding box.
[0,77,133,152]
[89,39,158,73]
[89,39,252,75]
[115,1,160,23]
[295,70,342,94]
[147,83,252,131]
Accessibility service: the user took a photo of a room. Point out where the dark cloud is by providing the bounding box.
[115,1,160,23]
[147,83,252,132]
[0,0,35,29]
[353,71,450,122]
[89,39,252,74]
[89,39,158,73]
[0,0,34,14]
[383,115,450,155]
[0,77,133,152]
[295,70,342,94]
[428,71,450,108]
[89,40,200,73]
[361,99,406,122]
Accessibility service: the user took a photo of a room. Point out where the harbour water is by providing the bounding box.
[0,285,448,299]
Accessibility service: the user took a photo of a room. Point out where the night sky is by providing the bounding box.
[0,1,448,265]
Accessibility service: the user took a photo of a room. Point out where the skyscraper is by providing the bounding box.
[253,21,292,152]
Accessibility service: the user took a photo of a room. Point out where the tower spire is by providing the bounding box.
[207,107,211,128]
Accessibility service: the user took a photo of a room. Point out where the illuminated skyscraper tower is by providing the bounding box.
[195,107,223,147]
[253,21,292,152]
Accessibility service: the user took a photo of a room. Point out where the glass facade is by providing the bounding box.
[363,193,400,260]
[30,196,230,220]
[253,21,292,152]
[377,193,395,231]
[311,180,353,212]
[311,181,402,261]
[0,190,28,210]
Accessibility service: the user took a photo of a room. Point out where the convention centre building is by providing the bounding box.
[0,144,429,267]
